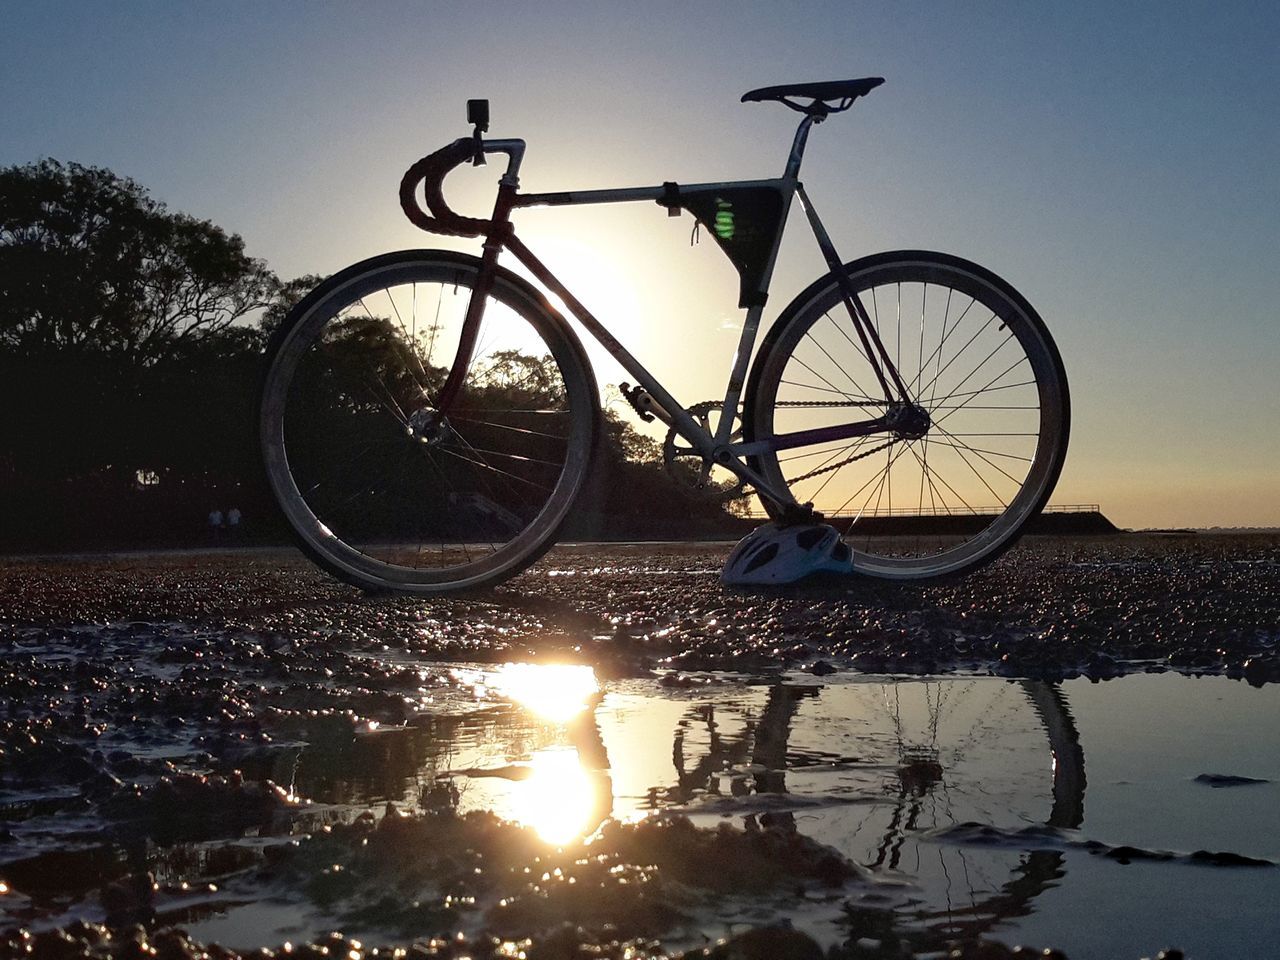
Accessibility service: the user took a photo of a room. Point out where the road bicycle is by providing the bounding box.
[260,78,1070,594]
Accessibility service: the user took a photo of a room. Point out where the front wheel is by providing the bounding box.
[744,251,1069,581]
[260,250,598,594]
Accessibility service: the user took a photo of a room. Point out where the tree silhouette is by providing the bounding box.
[0,160,278,545]
[0,159,275,364]
[0,160,748,550]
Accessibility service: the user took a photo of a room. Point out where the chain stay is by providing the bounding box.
[761,397,896,485]
[664,398,894,499]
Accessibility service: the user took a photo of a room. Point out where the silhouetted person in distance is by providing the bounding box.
[208,508,224,544]
[227,506,242,543]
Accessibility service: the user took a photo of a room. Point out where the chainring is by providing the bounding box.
[662,401,747,502]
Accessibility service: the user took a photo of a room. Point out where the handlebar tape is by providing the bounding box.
[399,138,490,238]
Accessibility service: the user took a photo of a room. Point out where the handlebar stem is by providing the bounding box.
[483,139,527,186]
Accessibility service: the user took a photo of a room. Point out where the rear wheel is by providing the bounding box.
[745,251,1069,581]
[260,250,598,594]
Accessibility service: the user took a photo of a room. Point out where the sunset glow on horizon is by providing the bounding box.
[3,2,1275,528]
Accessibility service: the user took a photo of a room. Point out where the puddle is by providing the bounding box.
[198,669,1279,955]
[2,640,1278,958]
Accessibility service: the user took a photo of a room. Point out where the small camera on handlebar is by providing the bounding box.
[467,99,489,166]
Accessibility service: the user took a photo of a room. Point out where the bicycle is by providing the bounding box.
[259,78,1070,594]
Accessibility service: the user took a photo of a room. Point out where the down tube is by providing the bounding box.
[503,234,804,508]
[502,234,710,452]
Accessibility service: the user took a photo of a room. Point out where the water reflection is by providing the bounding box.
[227,665,1089,946]
[438,663,611,844]
[521,747,607,845]
[8,657,1278,957]
[471,668,1086,946]
[486,662,599,724]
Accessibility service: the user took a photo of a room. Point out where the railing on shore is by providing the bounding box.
[745,503,1102,519]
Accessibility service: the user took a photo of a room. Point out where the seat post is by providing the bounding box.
[784,113,818,180]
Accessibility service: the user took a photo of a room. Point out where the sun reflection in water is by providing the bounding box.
[522,747,602,845]
[491,662,599,723]
[448,662,610,845]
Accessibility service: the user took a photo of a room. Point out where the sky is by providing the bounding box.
[2,1,1277,529]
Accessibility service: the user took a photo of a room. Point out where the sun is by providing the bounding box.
[504,232,645,388]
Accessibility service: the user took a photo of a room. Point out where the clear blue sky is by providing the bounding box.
[3,1,1277,527]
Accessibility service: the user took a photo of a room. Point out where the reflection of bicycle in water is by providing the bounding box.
[656,677,1085,948]
[426,665,1082,947]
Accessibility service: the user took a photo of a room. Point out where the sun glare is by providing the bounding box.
[521,747,603,845]
[491,662,599,724]
[512,234,645,385]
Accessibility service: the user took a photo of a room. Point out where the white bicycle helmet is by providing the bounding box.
[721,522,855,586]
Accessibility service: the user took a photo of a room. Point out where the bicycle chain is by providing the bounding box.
[774,399,882,408]
[785,437,898,485]
[766,398,898,484]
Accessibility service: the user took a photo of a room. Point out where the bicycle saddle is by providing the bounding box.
[741,77,884,114]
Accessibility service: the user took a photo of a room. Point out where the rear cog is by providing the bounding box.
[662,401,747,502]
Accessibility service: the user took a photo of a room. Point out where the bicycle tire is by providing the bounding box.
[260,250,598,594]
[744,251,1069,581]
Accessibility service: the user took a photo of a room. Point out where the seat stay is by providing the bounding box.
[795,183,913,405]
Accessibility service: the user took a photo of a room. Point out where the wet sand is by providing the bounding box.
[1,534,1277,959]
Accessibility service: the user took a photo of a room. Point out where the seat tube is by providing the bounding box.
[715,302,766,445]
[433,184,517,414]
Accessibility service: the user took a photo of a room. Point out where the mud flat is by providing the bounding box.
[1,534,1277,958]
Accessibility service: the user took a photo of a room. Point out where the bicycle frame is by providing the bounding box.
[432,113,914,513]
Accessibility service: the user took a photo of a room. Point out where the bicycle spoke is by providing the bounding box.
[778,378,880,403]
[914,311,997,401]
[266,264,589,590]
[932,423,1026,487]
[931,357,1034,430]
[903,442,978,514]
[921,437,1033,463]
[436,446,555,492]
[823,310,873,366]
[791,353,867,403]
[447,415,570,441]
[804,328,877,401]
[907,297,977,396]
[458,445,566,469]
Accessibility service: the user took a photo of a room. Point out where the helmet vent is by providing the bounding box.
[795,527,826,550]
[743,541,780,574]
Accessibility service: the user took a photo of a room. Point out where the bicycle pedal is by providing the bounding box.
[619,382,655,422]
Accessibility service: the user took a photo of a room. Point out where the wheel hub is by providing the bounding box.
[407,406,455,446]
[887,402,931,440]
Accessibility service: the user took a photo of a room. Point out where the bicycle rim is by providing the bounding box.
[260,251,596,593]
[748,252,1069,580]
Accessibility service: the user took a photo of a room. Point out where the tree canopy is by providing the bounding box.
[0,159,275,365]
